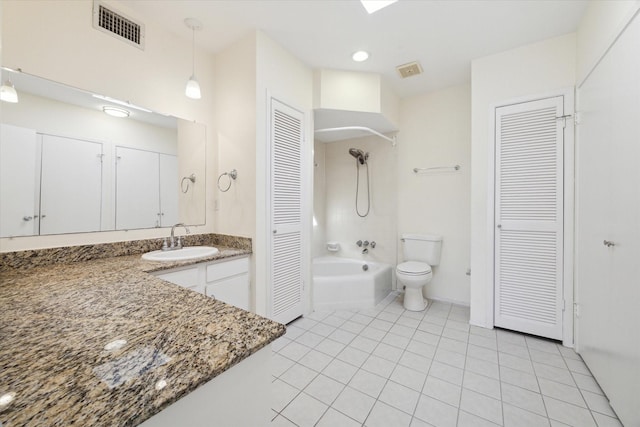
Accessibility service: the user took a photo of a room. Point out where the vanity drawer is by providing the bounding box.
[206,256,249,282]
[205,275,249,311]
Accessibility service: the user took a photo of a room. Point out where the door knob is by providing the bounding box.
[497,224,502,229]
[23,216,33,221]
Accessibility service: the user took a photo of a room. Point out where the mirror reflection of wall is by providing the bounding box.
[0,68,206,238]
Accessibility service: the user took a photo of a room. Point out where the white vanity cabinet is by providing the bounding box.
[154,256,250,311]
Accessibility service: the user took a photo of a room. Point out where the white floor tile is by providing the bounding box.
[272,378,301,412]
[533,362,575,386]
[499,351,535,374]
[465,356,500,380]
[457,410,501,427]
[362,354,397,378]
[292,317,319,330]
[418,321,444,335]
[272,336,292,352]
[413,330,441,346]
[434,347,466,369]
[322,358,359,384]
[271,415,299,427]
[298,349,333,372]
[469,325,496,339]
[459,388,503,425]
[351,313,374,325]
[397,316,421,329]
[414,394,458,427]
[381,333,411,350]
[526,336,561,354]
[361,326,387,341]
[349,368,387,398]
[558,345,581,361]
[591,412,623,427]
[311,322,337,337]
[365,400,412,427]
[564,358,591,375]
[316,408,361,427]
[390,323,416,338]
[572,372,603,395]
[350,335,379,353]
[468,334,497,350]
[341,320,367,335]
[422,314,447,326]
[496,329,527,347]
[538,377,586,408]
[295,331,325,349]
[398,350,433,375]
[306,310,332,321]
[462,370,501,400]
[379,380,421,414]
[441,327,469,343]
[429,360,464,386]
[315,338,346,357]
[582,389,617,417]
[337,346,370,367]
[423,375,462,407]
[543,396,597,427]
[304,374,345,406]
[390,364,427,392]
[503,403,551,427]
[377,311,401,323]
[500,365,540,392]
[406,340,437,359]
[284,325,306,340]
[279,341,312,361]
[467,344,499,364]
[438,337,468,355]
[280,363,318,390]
[373,342,404,363]
[329,328,357,345]
[332,386,376,423]
[530,348,566,368]
[320,314,348,328]
[272,352,296,377]
[281,392,328,427]
[498,341,531,359]
[501,382,547,416]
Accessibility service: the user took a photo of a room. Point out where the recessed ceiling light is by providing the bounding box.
[360,0,398,14]
[102,106,130,118]
[352,51,370,62]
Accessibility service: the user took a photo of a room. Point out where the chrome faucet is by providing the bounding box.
[162,223,190,251]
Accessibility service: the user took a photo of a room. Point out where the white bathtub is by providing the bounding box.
[313,256,392,311]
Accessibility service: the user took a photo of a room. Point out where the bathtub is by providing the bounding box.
[313,256,392,311]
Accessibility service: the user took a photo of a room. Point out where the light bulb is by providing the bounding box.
[185,75,201,99]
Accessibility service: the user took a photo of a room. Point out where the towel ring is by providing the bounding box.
[181,174,196,193]
[217,169,237,192]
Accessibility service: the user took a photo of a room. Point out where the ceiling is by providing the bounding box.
[121,0,588,98]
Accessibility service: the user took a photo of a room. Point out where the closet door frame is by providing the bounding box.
[486,87,575,346]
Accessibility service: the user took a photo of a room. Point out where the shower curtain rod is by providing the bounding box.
[314,126,397,147]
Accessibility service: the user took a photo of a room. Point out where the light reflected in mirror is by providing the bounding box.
[0,67,206,238]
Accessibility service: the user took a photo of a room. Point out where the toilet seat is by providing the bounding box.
[397,261,431,276]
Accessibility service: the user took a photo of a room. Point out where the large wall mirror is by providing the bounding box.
[0,67,206,238]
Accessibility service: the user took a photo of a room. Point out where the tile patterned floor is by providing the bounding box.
[270,292,621,427]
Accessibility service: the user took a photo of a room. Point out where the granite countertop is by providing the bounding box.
[0,246,286,426]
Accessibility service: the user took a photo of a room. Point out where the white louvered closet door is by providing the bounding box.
[270,99,305,324]
[494,97,564,340]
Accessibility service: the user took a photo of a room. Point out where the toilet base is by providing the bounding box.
[403,286,428,311]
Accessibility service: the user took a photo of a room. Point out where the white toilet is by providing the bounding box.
[396,234,443,311]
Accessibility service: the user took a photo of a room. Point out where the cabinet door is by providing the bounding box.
[116,147,160,230]
[0,125,38,237]
[159,153,178,226]
[40,135,103,235]
[206,275,250,311]
[155,267,204,294]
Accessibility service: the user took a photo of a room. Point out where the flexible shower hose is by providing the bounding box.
[355,161,371,217]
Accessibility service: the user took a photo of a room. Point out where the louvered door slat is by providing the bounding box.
[270,100,305,323]
[494,97,564,340]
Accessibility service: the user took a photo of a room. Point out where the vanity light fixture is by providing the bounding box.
[92,94,152,113]
[360,0,398,14]
[185,18,202,100]
[0,80,19,103]
[102,106,130,118]
[352,50,370,62]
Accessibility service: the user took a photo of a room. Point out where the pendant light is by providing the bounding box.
[185,18,202,100]
[0,80,19,103]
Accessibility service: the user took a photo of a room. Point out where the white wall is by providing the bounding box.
[398,84,471,305]
[576,0,640,86]
[255,31,314,316]
[323,135,398,270]
[0,0,216,251]
[469,33,576,327]
[312,141,327,258]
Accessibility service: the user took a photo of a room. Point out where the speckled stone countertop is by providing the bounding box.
[0,240,286,426]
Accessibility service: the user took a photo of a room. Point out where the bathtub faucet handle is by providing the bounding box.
[370,241,376,248]
[363,240,370,247]
[356,240,363,247]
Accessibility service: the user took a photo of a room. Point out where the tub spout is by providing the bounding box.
[362,248,368,254]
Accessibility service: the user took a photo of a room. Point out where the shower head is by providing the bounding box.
[349,148,368,165]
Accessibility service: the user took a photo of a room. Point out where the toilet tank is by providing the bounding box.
[402,234,443,266]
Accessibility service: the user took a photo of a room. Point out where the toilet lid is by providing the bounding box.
[397,261,431,275]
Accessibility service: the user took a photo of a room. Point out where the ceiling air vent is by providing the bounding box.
[396,61,423,79]
[92,1,145,50]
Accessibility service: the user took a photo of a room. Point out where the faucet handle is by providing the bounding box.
[363,240,369,247]
[370,241,376,248]
[162,238,169,250]
[356,240,363,247]
[176,236,183,249]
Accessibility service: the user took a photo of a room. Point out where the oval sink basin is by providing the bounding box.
[142,246,219,262]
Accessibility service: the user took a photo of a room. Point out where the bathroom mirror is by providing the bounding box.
[0,67,206,238]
